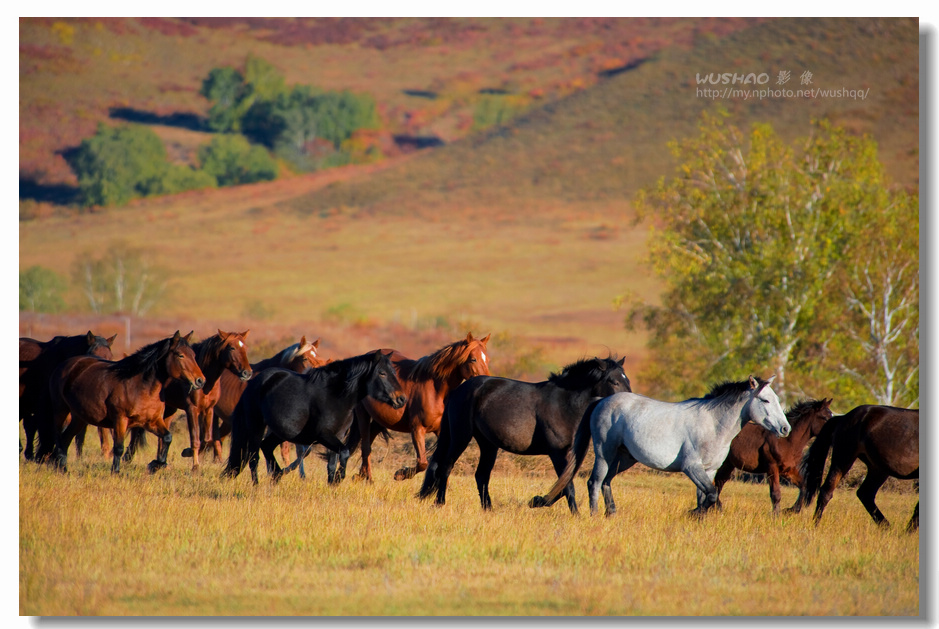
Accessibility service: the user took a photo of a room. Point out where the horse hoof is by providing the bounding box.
[528,496,547,508]
[147,461,167,474]
[394,467,416,481]
[180,448,194,458]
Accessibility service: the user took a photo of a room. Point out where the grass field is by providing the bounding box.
[18,449,919,616]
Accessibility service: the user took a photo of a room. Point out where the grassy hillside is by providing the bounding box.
[18,18,919,377]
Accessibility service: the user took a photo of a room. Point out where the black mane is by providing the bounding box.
[694,377,767,407]
[549,356,623,391]
[107,335,180,381]
[785,398,826,425]
[307,351,383,398]
[193,333,226,367]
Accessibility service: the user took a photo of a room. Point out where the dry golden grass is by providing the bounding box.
[19,449,919,616]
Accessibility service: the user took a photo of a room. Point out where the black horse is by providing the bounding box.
[794,404,919,531]
[418,356,630,512]
[221,351,406,484]
[20,331,116,461]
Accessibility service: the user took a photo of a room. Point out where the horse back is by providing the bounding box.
[848,405,919,478]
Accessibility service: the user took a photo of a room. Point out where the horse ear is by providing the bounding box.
[86,331,96,344]
[312,338,320,348]
[106,334,118,347]
[299,336,307,346]
[218,329,227,338]
[481,333,491,344]
[748,375,758,389]
[183,331,195,344]
[617,356,625,367]
[172,330,182,343]
[241,330,250,339]
[765,374,776,385]
[465,332,474,343]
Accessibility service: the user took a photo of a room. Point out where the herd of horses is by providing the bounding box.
[19,328,919,531]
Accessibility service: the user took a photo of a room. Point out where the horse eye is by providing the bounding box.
[469,357,477,362]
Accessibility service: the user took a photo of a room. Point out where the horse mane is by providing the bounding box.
[193,333,226,366]
[310,352,381,398]
[548,356,620,391]
[400,339,474,382]
[107,335,181,381]
[785,398,825,426]
[694,378,767,408]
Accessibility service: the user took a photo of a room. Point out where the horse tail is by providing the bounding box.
[418,403,450,500]
[797,412,842,508]
[222,395,251,478]
[530,397,601,508]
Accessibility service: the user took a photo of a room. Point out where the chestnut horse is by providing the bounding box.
[713,398,833,513]
[48,331,205,474]
[177,336,324,463]
[796,405,918,531]
[19,331,116,461]
[347,332,491,482]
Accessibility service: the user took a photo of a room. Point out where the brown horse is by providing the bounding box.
[125,330,253,471]
[349,332,491,482]
[179,336,325,463]
[49,331,205,474]
[19,331,117,461]
[713,398,833,513]
[796,405,919,531]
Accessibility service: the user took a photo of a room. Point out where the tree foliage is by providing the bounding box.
[197,134,278,186]
[625,109,918,407]
[201,57,380,172]
[19,265,66,313]
[65,124,217,207]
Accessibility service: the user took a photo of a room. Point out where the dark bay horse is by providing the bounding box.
[222,351,406,484]
[348,332,492,482]
[176,336,324,463]
[713,398,833,513]
[419,356,630,512]
[126,330,253,471]
[19,331,116,461]
[49,331,205,474]
[796,405,918,531]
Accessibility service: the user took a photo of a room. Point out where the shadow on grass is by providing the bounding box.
[109,107,206,132]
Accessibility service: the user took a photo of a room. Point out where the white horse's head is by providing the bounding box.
[746,375,790,437]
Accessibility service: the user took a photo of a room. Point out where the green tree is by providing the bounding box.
[200,66,253,132]
[66,124,171,207]
[197,134,278,187]
[624,110,913,404]
[19,265,66,313]
[71,243,168,315]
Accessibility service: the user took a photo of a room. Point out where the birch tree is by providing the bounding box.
[624,110,914,405]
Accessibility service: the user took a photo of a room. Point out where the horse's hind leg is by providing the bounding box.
[813,449,857,526]
[767,463,783,515]
[856,468,890,527]
[474,441,499,510]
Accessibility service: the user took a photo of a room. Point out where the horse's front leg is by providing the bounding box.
[684,462,719,517]
[767,463,783,515]
[185,404,202,472]
[146,415,173,474]
[111,419,129,474]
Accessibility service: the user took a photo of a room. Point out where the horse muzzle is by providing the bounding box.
[239,369,253,381]
[190,377,205,392]
[391,395,407,409]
